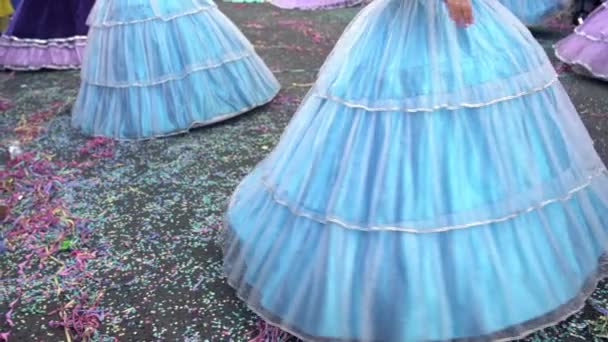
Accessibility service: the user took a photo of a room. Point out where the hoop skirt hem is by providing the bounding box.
[222,167,608,341]
[72,79,279,141]
[223,225,608,342]
[72,0,280,140]
[554,2,608,81]
[0,36,86,71]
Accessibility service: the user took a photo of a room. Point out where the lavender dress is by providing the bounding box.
[0,0,95,70]
[555,1,608,80]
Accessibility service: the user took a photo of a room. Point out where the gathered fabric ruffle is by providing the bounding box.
[72,0,280,140]
[224,169,608,341]
[222,0,608,340]
[72,54,279,140]
[0,0,94,70]
[497,0,572,25]
[258,84,604,233]
[0,35,86,70]
[555,2,608,81]
[80,6,257,87]
[313,0,555,112]
[87,0,217,27]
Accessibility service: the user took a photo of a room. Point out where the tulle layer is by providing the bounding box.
[314,0,554,111]
[87,0,216,27]
[82,5,257,87]
[259,83,603,232]
[497,0,571,25]
[0,36,86,70]
[554,3,608,80]
[223,168,608,341]
[270,0,362,10]
[222,0,608,340]
[73,0,280,139]
[72,53,279,140]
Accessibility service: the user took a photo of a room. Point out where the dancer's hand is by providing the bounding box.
[445,0,474,27]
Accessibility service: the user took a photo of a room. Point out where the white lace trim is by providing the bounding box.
[555,47,608,81]
[312,76,558,113]
[81,51,253,88]
[253,168,607,233]
[573,28,608,43]
[1,63,82,71]
[0,35,87,48]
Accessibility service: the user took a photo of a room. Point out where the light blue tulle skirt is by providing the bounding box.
[497,0,570,24]
[222,0,608,340]
[72,0,280,140]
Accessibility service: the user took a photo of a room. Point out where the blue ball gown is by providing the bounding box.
[222,0,608,340]
[71,0,280,140]
[497,0,571,24]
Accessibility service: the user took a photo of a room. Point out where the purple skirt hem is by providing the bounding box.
[555,34,608,81]
[0,36,86,70]
[554,3,608,81]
